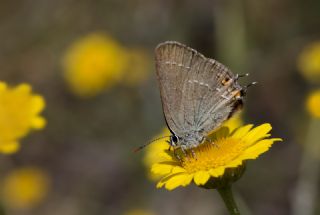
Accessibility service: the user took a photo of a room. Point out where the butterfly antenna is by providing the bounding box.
[246,81,258,88]
[133,136,171,153]
[235,73,249,80]
[242,81,257,95]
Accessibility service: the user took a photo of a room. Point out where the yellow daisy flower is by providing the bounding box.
[2,167,50,210]
[62,32,129,97]
[150,123,281,190]
[306,89,320,118]
[298,41,320,82]
[144,114,243,181]
[0,82,46,154]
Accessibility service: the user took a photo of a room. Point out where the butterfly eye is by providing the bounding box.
[170,135,179,146]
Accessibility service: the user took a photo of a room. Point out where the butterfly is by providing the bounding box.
[155,41,254,151]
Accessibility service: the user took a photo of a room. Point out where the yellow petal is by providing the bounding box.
[0,141,20,154]
[216,127,230,139]
[232,124,253,139]
[209,167,225,177]
[153,150,174,162]
[165,173,192,190]
[31,117,46,129]
[242,123,272,144]
[30,95,45,114]
[172,166,187,174]
[222,113,243,132]
[208,127,229,141]
[15,83,31,94]
[224,159,243,169]
[151,161,178,175]
[239,138,282,160]
[156,173,181,189]
[180,174,194,186]
[194,171,210,185]
[0,82,7,91]
[156,177,169,189]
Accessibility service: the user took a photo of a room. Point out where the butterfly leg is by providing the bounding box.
[180,145,192,161]
[172,147,182,162]
[181,146,187,156]
[190,148,197,160]
[205,137,219,148]
[212,142,220,148]
[204,136,212,144]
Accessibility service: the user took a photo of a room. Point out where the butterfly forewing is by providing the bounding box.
[155,41,243,147]
[155,42,198,137]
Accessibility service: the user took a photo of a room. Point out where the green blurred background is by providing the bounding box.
[0,0,320,214]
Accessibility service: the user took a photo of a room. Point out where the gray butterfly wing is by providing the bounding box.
[155,41,243,139]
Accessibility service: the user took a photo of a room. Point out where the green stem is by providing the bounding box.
[218,186,240,215]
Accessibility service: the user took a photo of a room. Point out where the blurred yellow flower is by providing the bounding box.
[143,114,243,180]
[306,89,320,118]
[298,41,320,82]
[150,123,281,190]
[2,167,50,210]
[0,82,46,154]
[122,48,151,86]
[124,209,155,215]
[62,33,129,97]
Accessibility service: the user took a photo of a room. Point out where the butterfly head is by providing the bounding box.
[170,132,205,149]
[169,134,179,147]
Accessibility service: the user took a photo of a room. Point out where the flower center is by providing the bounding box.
[181,138,244,173]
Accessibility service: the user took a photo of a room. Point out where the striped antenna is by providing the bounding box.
[133,136,171,152]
